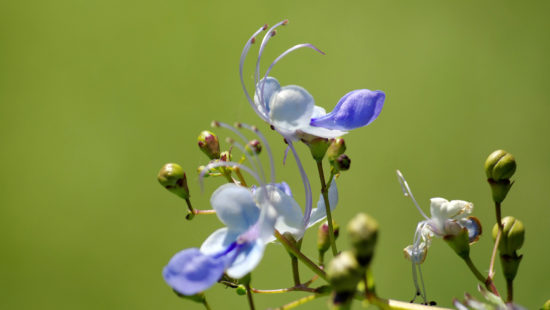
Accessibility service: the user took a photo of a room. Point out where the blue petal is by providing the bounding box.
[310,90,385,131]
[273,181,292,197]
[464,217,482,243]
[255,185,305,240]
[200,228,240,255]
[162,248,227,295]
[210,184,260,232]
[307,178,338,228]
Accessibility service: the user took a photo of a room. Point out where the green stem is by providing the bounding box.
[275,293,329,310]
[202,298,212,310]
[316,161,338,256]
[506,278,514,302]
[274,230,327,281]
[463,256,486,284]
[245,282,255,310]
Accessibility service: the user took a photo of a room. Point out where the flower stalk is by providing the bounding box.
[317,161,338,256]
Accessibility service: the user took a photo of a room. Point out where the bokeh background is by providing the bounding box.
[1,1,549,309]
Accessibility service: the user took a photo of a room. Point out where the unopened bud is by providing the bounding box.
[492,216,525,255]
[318,220,340,254]
[327,251,363,293]
[485,150,516,181]
[220,150,231,162]
[327,138,346,162]
[347,213,378,266]
[309,138,331,162]
[245,139,262,156]
[542,299,550,310]
[198,131,220,160]
[158,163,189,199]
[235,284,247,296]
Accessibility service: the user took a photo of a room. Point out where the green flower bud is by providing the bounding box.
[327,251,363,293]
[485,150,517,181]
[318,220,340,254]
[327,138,346,162]
[492,216,525,255]
[158,163,189,199]
[347,213,378,266]
[198,131,220,160]
[308,138,331,162]
[443,227,470,260]
[542,299,550,310]
[245,139,262,156]
[235,284,247,296]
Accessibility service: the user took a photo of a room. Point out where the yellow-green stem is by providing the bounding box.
[274,230,327,281]
[316,161,338,256]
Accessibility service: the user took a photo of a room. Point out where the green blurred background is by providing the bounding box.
[1,0,549,309]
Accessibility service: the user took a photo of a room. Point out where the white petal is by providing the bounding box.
[210,184,260,232]
[226,240,266,279]
[311,105,327,118]
[254,77,281,113]
[268,85,314,132]
[298,125,348,139]
[200,228,240,255]
[254,185,305,240]
[307,178,338,228]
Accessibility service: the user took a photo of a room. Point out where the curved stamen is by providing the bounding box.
[396,170,430,220]
[286,140,313,226]
[200,161,263,192]
[260,43,325,109]
[417,263,428,304]
[255,20,288,86]
[215,121,265,184]
[240,25,269,122]
[239,123,276,184]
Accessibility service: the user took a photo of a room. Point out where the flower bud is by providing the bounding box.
[318,220,340,254]
[542,299,550,310]
[347,213,378,266]
[308,138,331,162]
[220,150,231,162]
[443,227,470,260]
[334,154,351,172]
[158,163,189,199]
[245,139,262,156]
[485,150,517,181]
[235,284,247,296]
[198,131,220,160]
[492,216,525,255]
[327,251,363,293]
[327,138,346,162]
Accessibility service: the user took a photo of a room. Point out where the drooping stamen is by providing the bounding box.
[240,25,269,122]
[260,43,325,109]
[239,123,276,184]
[417,263,428,304]
[255,20,288,86]
[215,121,265,184]
[283,145,290,165]
[396,170,430,220]
[287,140,313,226]
[200,161,263,192]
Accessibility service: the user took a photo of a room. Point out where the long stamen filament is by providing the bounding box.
[200,161,263,191]
[287,140,313,226]
[397,170,430,220]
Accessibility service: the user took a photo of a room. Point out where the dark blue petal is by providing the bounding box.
[310,90,385,131]
[162,248,228,295]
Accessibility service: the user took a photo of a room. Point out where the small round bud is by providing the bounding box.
[492,216,525,255]
[158,163,189,199]
[235,284,247,296]
[347,213,378,266]
[326,251,363,293]
[334,154,351,172]
[308,138,331,162]
[318,220,340,254]
[245,139,262,156]
[220,150,231,162]
[198,131,220,160]
[485,150,516,181]
[542,299,550,310]
[327,138,346,162]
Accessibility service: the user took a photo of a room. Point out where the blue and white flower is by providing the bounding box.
[239,20,386,142]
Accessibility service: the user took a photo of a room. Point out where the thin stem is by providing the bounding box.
[291,255,301,285]
[506,278,514,302]
[274,230,327,281]
[184,198,196,220]
[316,161,338,256]
[463,256,494,292]
[193,209,216,215]
[252,275,319,294]
[274,293,328,310]
[245,282,256,310]
[318,250,325,267]
[202,298,212,310]
[234,167,248,187]
[488,202,503,280]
